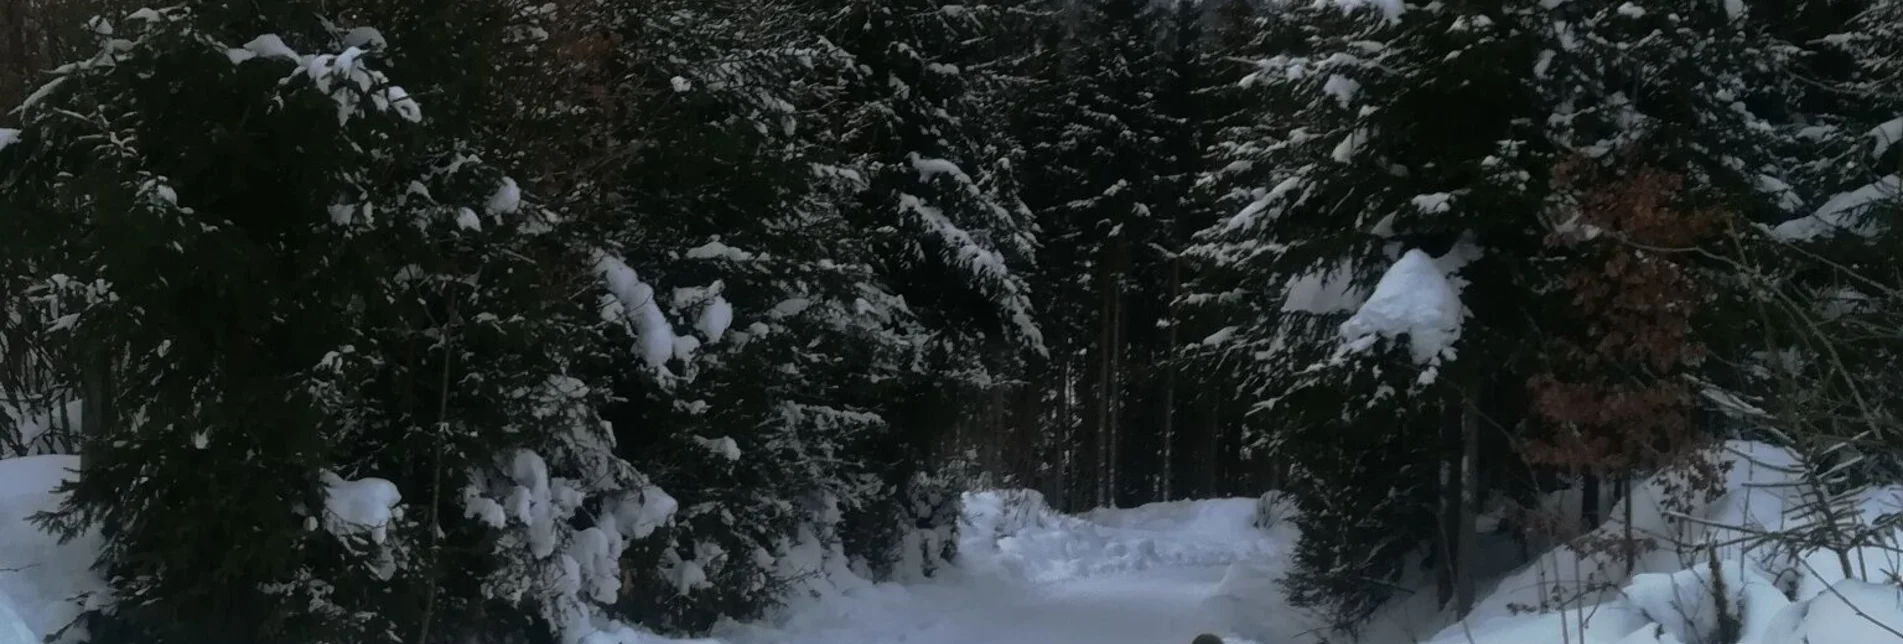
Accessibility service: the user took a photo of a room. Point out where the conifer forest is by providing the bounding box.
[4,1,1903,643]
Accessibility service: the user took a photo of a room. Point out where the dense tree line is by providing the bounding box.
[4,0,1903,642]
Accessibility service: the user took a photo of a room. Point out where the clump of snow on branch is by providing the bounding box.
[899,154,1046,354]
[318,471,404,580]
[1868,116,1902,161]
[487,177,521,215]
[319,471,401,543]
[1338,249,1463,364]
[229,32,422,125]
[594,253,682,370]
[1335,0,1406,21]
[696,297,734,343]
[461,440,679,643]
[1769,174,1900,240]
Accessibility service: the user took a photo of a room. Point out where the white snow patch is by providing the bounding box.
[486,177,521,215]
[1338,249,1463,364]
[961,491,1282,585]
[685,241,756,262]
[1335,0,1405,21]
[455,207,483,231]
[341,27,386,50]
[320,470,401,543]
[594,253,678,369]
[696,297,733,344]
[1322,74,1360,108]
[1769,175,1900,240]
[1411,192,1454,214]
[241,34,300,61]
[0,130,19,154]
[692,436,742,461]
[1871,116,1903,162]
[0,456,105,644]
[1331,128,1368,164]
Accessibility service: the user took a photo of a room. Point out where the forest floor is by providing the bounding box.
[12,445,1903,644]
[719,494,1309,644]
[0,453,1309,644]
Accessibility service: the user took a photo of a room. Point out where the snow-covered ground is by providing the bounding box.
[9,443,1903,644]
[0,455,104,644]
[719,489,1308,644]
[1,455,1303,644]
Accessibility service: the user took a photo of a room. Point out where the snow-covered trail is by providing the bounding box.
[719,493,1308,644]
[732,565,1230,644]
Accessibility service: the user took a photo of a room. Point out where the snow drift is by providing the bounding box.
[0,455,105,643]
[1414,441,1903,644]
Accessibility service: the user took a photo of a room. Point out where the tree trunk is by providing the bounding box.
[1106,258,1120,508]
[1202,393,1220,498]
[78,354,112,473]
[1622,475,1637,575]
[1093,247,1116,509]
[1581,472,1600,530]
[1436,402,1460,608]
[1455,393,1481,617]
[1159,255,1180,501]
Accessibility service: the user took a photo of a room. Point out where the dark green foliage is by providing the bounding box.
[0,6,640,643]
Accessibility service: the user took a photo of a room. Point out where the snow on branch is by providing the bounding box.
[1337,249,1463,365]
[592,252,683,370]
[1769,175,1900,241]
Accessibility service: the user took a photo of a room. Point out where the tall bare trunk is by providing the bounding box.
[1622,475,1636,575]
[1581,472,1600,529]
[1436,402,1461,607]
[1455,394,1481,617]
[78,354,112,473]
[1160,255,1180,501]
[1105,240,1124,506]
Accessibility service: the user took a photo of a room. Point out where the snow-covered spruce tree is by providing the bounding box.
[814,0,1046,573]
[0,7,670,643]
[1751,0,1903,483]
[517,0,975,630]
[823,0,1042,352]
[1007,0,1186,509]
[1183,0,1819,627]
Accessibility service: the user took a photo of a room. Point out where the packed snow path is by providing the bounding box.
[737,565,1233,644]
[721,493,1309,644]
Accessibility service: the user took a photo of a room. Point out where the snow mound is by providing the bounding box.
[1339,249,1463,364]
[1756,579,1903,644]
[0,589,34,644]
[0,456,106,643]
[1082,498,1266,541]
[961,491,1283,585]
[1425,441,1903,644]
